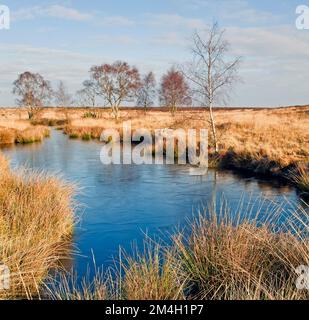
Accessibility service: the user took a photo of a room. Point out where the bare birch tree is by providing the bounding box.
[136,72,156,113]
[54,81,73,107]
[12,71,53,119]
[184,22,240,152]
[76,80,98,107]
[90,61,141,119]
[159,67,191,116]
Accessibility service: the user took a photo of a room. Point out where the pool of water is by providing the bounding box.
[2,130,307,277]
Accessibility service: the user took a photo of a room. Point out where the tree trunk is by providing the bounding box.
[27,106,33,120]
[209,102,218,153]
[113,105,119,120]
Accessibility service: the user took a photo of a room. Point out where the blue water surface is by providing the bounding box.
[2,130,307,278]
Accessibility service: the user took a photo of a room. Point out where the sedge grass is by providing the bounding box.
[0,126,50,145]
[0,153,75,299]
[290,164,309,194]
[47,198,309,301]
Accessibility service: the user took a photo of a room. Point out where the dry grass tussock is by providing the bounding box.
[0,153,75,299]
[48,199,309,301]
[63,107,308,164]
[62,107,309,190]
[172,201,309,300]
[0,120,50,145]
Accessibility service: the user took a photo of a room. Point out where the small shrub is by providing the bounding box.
[69,133,79,139]
[82,112,97,119]
[82,133,91,141]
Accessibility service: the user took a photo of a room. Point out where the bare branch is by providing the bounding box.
[183,22,241,152]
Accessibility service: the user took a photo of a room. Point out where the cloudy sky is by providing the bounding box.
[0,0,308,107]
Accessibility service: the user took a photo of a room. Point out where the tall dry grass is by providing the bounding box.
[0,153,75,299]
[48,199,309,301]
[119,245,185,300]
[0,125,50,145]
[173,201,309,300]
[289,164,309,194]
[15,126,50,144]
[62,107,309,189]
[0,128,16,144]
[62,107,309,164]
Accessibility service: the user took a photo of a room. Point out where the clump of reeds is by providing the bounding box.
[82,133,91,141]
[48,198,309,301]
[62,107,309,183]
[64,125,103,140]
[0,126,50,145]
[0,153,75,299]
[45,268,108,300]
[290,164,309,194]
[15,126,50,144]
[0,128,16,145]
[31,119,68,127]
[82,112,98,119]
[173,201,309,300]
[118,244,185,300]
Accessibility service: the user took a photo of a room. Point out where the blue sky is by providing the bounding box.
[0,0,309,106]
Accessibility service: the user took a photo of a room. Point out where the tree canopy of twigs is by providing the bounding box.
[136,72,157,113]
[54,81,73,107]
[159,67,191,115]
[90,61,141,119]
[12,71,53,119]
[76,80,98,107]
[184,22,241,152]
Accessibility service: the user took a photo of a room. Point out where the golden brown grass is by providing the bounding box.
[0,128,16,144]
[46,269,108,300]
[290,164,309,193]
[14,126,50,144]
[1,106,307,167]
[48,199,309,301]
[0,120,50,145]
[0,106,308,300]
[59,106,309,187]
[61,107,308,163]
[0,153,75,299]
[119,245,185,300]
[173,202,309,300]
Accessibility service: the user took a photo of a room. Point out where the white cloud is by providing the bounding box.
[100,16,135,27]
[226,26,309,59]
[145,13,206,29]
[150,32,185,46]
[172,0,280,25]
[93,35,139,45]
[46,5,92,21]
[12,5,93,22]
[0,43,93,61]
[223,25,309,106]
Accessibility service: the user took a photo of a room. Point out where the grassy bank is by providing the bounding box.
[48,200,309,300]
[0,121,50,145]
[0,152,308,300]
[60,107,309,192]
[0,153,74,299]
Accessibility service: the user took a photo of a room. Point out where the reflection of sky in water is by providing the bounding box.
[2,130,308,278]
